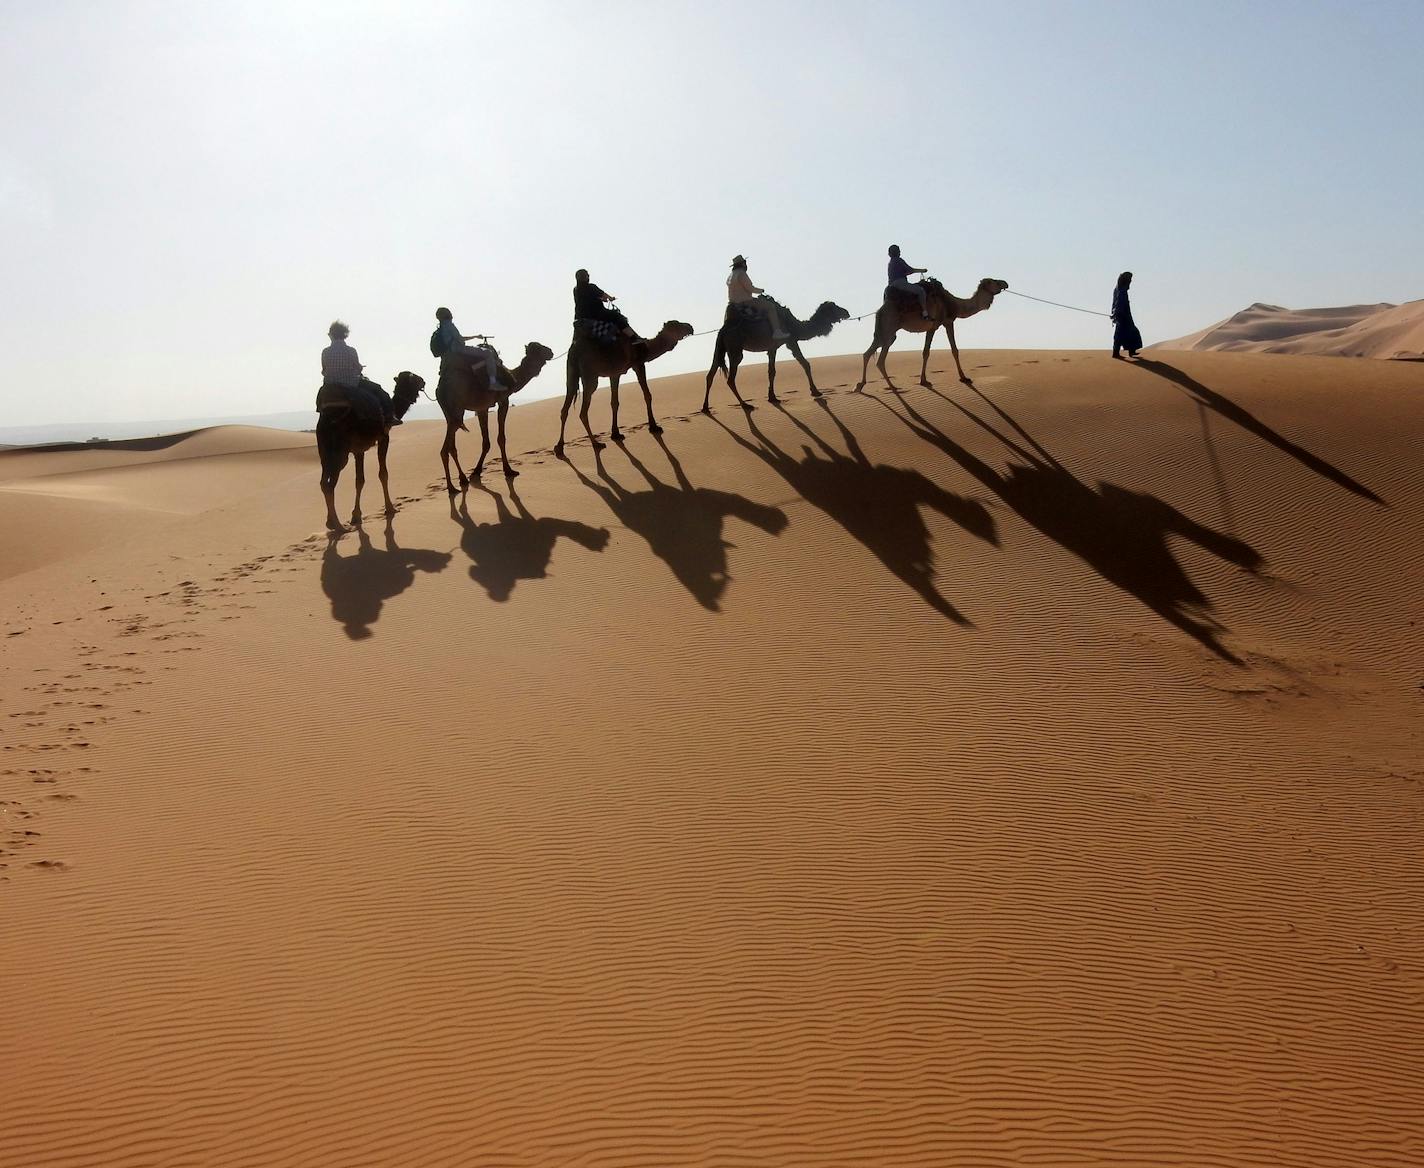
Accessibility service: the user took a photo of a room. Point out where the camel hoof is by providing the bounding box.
[385,507,398,518]
[553,442,566,458]
[700,405,711,415]
[648,423,664,434]
[610,431,625,444]
[809,388,823,398]
[919,379,933,389]
[767,393,780,404]
[960,376,974,386]
[326,519,345,533]
[504,467,519,479]
[853,382,866,393]
[739,402,756,412]
[591,439,606,451]
[350,514,362,527]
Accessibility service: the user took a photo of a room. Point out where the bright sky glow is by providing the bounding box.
[2,0,1421,429]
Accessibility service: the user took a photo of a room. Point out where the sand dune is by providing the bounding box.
[3,350,1422,1166]
[1154,299,1424,359]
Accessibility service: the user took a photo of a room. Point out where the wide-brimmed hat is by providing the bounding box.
[730,254,747,267]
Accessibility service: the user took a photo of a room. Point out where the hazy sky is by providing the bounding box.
[2,0,1420,428]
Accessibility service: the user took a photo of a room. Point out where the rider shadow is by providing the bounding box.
[450,483,610,602]
[568,434,788,612]
[1132,358,1385,506]
[712,398,997,624]
[881,386,1265,663]
[321,518,452,640]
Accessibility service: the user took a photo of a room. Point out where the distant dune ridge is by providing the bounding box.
[1153,299,1424,359]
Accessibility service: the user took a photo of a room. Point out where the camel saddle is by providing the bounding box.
[315,379,389,424]
[884,278,943,312]
[572,318,623,346]
[437,348,511,395]
[725,295,782,324]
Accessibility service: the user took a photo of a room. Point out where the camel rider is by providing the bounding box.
[573,270,642,343]
[432,307,503,391]
[887,245,930,319]
[321,321,399,425]
[727,255,789,341]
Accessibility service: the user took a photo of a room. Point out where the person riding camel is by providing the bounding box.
[432,307,502,391]
[320,320,399,425]
[727,255,789,342]
[573,269,642,343]
[886,244,930,320]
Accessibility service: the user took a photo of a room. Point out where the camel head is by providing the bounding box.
[510,342,555,391]
[658,320,696,345]
[390,371,425,420]
[978,278,1009,305]
[810,301,851,334]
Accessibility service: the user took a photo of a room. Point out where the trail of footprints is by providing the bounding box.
[0,536,334,883]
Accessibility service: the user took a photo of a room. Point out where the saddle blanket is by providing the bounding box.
[573,318,621,344]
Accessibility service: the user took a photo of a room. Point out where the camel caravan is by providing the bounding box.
[314,250,1009,529]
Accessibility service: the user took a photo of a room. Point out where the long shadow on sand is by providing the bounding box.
[321,519,452,639]
[1133,358,1385,505]
[449,483,610,601]
[876,386,1265,662]
[568,434,787,611]
[712,398,998,624]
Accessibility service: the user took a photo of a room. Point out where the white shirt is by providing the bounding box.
[321,338,363,388]
[727,269,760,303]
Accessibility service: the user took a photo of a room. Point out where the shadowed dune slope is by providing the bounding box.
[1154,299,1424,359]
[2,350,1422,1167]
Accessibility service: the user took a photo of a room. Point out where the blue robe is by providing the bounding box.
[1112,287,1143,353]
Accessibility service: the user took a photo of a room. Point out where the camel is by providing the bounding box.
[556,320,695,456]
[701,300,851,412]
[856,277,1009,390]
[317,372,424,531]
[437,341,555,493]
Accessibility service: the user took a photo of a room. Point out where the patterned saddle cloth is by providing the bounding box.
[573,318,623,345]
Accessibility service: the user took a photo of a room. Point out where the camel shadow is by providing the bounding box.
[713,398,997,624]
[567,434,787,611]
[321,519,452,639]
[1132,358,1385,506]
[449,483,610,601]
[881,387,1264,663]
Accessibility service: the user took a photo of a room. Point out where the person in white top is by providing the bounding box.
[726,255,788,341]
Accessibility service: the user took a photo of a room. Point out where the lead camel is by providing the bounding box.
[857,277,1009,390]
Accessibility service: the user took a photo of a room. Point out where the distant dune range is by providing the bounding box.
[1153,299,1424,359]
[2,350,1422,1167]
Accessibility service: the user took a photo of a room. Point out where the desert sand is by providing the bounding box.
[2,349,1422,1166]
[1154,299,1424,359]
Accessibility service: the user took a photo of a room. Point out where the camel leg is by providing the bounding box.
[497,397,517,478]
[877,330,895,385]
[726,350,752,410]
[555,386,579,457]
[635,363,662,433]
[473,408,492,478]
[377,434,396,518]
[450,418,472,491]
[320,445,348,531]
[578,373,605,451]
[919,327,937,388]
[766,346,780,404]
[788,339,819,397]
[440,419,460,494]
[702,337,725,413]
[947,319,971,384]
[609,374,624,443]
[856,317,884,391]
[350,449,366,526]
